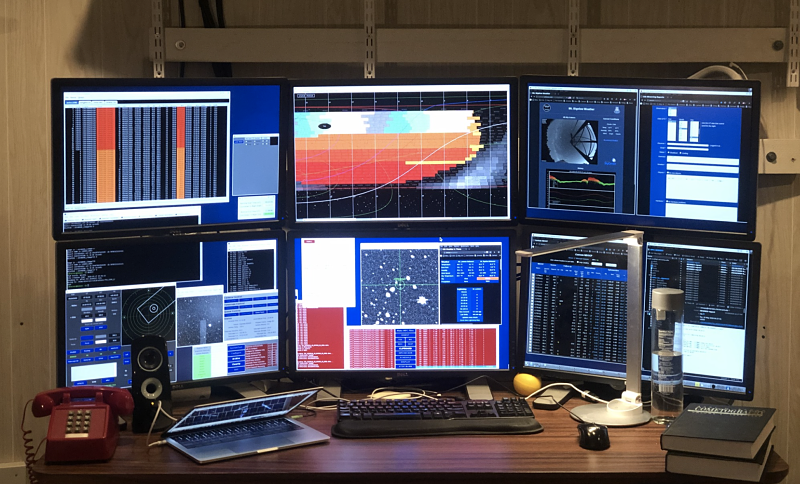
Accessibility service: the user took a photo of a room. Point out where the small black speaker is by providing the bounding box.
[131,334,173,433]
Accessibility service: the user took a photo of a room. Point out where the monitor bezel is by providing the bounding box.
[287,76,519,229]
[642,235,761,401]
[51,77,290,241]
[518,75,761,241]
[55,229,288,391]
[286,227,519,385]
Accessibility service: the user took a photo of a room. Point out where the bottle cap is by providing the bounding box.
[652,288,684,313]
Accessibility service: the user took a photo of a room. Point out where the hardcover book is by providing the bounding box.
[660,403,776,459]
[665,429,774,482]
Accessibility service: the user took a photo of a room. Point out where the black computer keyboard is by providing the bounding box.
[332,397,543,438]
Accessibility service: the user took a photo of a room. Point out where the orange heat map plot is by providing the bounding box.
[295,111,483,187]
[292,88,511,221]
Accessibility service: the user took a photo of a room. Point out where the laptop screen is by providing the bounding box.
[166,388,319,434]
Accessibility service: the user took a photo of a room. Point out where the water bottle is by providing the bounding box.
[650,288,684,424]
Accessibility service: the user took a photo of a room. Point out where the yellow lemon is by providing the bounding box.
[513,373,542,396]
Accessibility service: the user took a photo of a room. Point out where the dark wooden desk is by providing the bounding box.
[31,397,789,484]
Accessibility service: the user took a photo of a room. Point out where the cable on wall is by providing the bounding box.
[198,0,233,77]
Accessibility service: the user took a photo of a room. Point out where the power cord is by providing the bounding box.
[146,400,178,448]
[368,386,439,400]
[524,382,609,404]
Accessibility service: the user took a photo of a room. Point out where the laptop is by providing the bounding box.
[162,387,329,464]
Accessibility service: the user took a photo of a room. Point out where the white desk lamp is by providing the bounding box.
[517,230,651,427]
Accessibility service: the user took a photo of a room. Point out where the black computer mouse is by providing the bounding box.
[577,422,610,450]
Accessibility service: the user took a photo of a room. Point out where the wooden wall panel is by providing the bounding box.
[46,0,103,78]
[99,1,152,77]
[790,175,800,484]
[753,174,795,464]
[0,0,13,465]
[6,0,53,464]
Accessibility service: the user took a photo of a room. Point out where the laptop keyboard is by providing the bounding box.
[171,418,301,449]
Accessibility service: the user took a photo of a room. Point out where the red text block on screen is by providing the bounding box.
[349,329,395,369]
[296,303,345,369]
[417,328,497,368]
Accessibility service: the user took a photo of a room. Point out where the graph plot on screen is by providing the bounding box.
[546,170,616,212]
[292,84,512,222]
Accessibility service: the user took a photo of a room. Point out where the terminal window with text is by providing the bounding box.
[52,78,285,239]
[522,76,760,239]
[57,233,284,390]
[290,232,513,374]
[291,79,515,224]
[520,232,630,383]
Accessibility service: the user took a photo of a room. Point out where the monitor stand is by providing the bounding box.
[172,386,212,403]
[317,378,342,401]
[225,380,269,398]
[466,377,493,400]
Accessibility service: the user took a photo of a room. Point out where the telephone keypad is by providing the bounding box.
[62,409,92,437]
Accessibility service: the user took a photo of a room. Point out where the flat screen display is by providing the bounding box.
[289,230,515,376]
[520,76,760,239]
[519,231,630,384]
[290,78,517,226]
[642,238,760,400]
[56,231,285,390]
[52,78,287,239]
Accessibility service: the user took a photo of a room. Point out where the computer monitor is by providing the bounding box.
[290,77,517,226]
[520,76,760,240]
[518,230,760,401]
[288,229,516,385]
[642,237,760,401]
[518,230,630,386]
[56,231,285,391]
[51,78,288,240]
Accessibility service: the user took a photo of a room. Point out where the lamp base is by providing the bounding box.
[570,402,651,427]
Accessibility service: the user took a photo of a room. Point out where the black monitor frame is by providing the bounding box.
[516,226,631,389]
[286,228,519,388]
[519,75,761,240]
[55,230,287,392]
[51,77,290,240]
[641,235,760,401]
[288,77,518,229]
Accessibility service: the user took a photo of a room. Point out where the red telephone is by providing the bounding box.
[32,386,134,462]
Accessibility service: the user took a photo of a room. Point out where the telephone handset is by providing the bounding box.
[32,386,134,462]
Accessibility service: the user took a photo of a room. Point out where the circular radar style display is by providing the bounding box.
[121,286,177,344]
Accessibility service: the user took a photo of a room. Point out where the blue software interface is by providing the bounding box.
[60,234,282,388]
[55,81,284,236]
[521,233,629,381]
[292,233,511,372]
[524,81,756,234]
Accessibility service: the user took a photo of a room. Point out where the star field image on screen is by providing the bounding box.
[293,84,512,222]
[293,235,510,371]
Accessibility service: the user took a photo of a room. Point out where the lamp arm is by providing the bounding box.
[517,230,645,400]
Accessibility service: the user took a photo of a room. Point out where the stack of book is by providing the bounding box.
[661,403,776,482]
